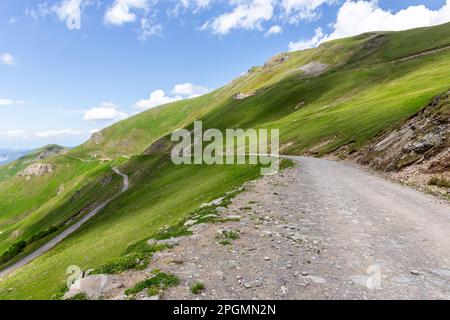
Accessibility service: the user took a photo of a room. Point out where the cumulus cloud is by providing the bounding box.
[201,0,336,34]
[0,129,84,139]
[266,24,282,35]
[136,82,209,110]
[1,53,15,65]
[0,130,29,139]
[202,0,274,34]
[23,0,337,37]
[172,83,209,97]
[0,99,25,106]
[135,90,183,110]
[83,102,128,121]
[104,0,149,25]
[288,0,450,51]
[324,0,450,42]
[288,27,323,51]
[34,129,84,138]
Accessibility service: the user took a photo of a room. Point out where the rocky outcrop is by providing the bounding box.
[17,163,53,177]
[356,92,449,172]
[232,92,255,100]
[354,91,449,195]
[91,131,104,145]
[297,61,329,77]
[264,54,289,68]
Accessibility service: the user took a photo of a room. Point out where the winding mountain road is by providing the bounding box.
[0,168,129,280]
[151,156,450,299]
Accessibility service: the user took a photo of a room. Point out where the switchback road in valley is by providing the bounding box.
[0,168,129,280]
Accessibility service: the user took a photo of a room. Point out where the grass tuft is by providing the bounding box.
[190,282,205,295]
[125,271,179,296]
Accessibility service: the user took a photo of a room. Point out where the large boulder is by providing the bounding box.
[64,274,124,300]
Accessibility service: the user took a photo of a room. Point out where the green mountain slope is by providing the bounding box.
[0,145,65,182]
[1,22,450,299]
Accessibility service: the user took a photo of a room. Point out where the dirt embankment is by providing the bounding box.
[353,91,450,197]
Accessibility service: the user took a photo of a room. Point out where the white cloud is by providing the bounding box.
[34,129,84,138]
[201,0,336,34]
[0,129,84,139]
[136,82,210,110]
[288,27,323,50]
[170,0,213,17]
[172,83,209,97]
[83,102,128,121]
[1,53,15,65]
[180,0,213,10]
[138,18,163,41]
[135,90,183,110]
[288,0,450,51]
[89,128,101,134]
[104,0,149,25]
[323,0,450,42]
[0,99,14,106]
[266,24,282,35]
[0,99,25,106]
[25,3,53,20]
[203,0,274,35]
[281,0,336,22]
[0,130,29,139]
[54,0,86,30]
[182,0,212,8]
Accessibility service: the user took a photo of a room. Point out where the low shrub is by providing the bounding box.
[125,271,179,295]
[429,177,450,188]
[0,240,27,264]
[66,293,88,300]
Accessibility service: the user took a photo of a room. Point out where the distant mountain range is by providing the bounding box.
[0,149,31,165]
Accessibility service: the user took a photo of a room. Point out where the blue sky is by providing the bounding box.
[1,0,449,149]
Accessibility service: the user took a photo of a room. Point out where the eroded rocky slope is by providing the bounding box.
[354,91,450,197]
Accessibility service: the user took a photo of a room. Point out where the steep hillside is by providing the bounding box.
[354,91,449,197]
[1,22,450,299]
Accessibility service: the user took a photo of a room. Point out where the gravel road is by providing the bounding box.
[141,157,450,300]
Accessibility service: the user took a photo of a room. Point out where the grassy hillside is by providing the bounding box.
[1,22,450,299]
